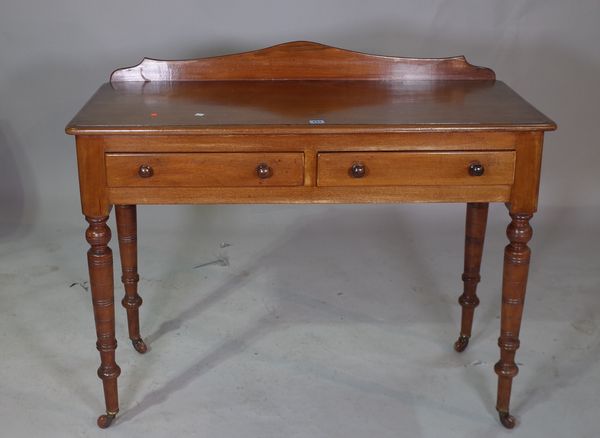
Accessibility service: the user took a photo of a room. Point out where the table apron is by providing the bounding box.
[106,185,512,205]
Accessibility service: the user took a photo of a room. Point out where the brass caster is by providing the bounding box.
[454,335,470,352]
[132,338,148,354]
[499,411,516,429]
[97,413,116,429]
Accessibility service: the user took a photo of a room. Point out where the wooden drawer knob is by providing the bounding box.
[138,164,154,178]
[349,162,366,178]
[256,163,272,179]
[468,162,485,177]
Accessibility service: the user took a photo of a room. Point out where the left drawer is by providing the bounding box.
[106,153,305,187]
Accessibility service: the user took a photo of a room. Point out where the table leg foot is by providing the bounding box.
[132,338,148,354]
[453,335,470,352]
[97,412,117,429]
[498,411,516,429]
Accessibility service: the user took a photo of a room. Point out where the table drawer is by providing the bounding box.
[317,151,515,187]
[106,152,304,187]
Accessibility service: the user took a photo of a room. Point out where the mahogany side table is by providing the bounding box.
[66,41,556,429]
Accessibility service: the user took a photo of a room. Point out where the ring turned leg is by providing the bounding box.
[494,212,533,428]
[86,216,121,428]
[454,202,489,352]
[115,205,147,354]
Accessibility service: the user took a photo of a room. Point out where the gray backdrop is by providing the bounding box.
[1,0,599,232]
[1,2,599,436]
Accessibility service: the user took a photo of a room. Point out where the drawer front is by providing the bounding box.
[106,152,304,187]
[317,151,515,187]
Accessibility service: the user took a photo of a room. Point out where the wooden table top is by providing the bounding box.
[66,79,556,135]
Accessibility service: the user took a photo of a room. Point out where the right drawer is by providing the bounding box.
[317,151,515,187]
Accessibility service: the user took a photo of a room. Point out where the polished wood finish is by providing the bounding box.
[85,216,120,428]
[66,80,555,136]
[317,151,515,187]
[67,42,555,429]
[110,41,496,82]
[495,213,533,428]
[76,137,110,217]
[454,202,489,352]
[106,152,304,187]
[107,185,513,205]
[115,205,146,354]
[97,132,524,152]
[509,132,544,213]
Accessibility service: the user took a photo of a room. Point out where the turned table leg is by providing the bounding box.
[115,205,147,354]
[455,202,489,352]
[495,212,533,428]
[86,215,121,429]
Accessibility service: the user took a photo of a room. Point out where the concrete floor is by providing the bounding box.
[1,204,598,437]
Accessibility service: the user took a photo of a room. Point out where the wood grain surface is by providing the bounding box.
[68,41,556,430]
[109,41,495,82]
[317,151,515,186]
[67,80,555,135]
[106,152,304,187]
